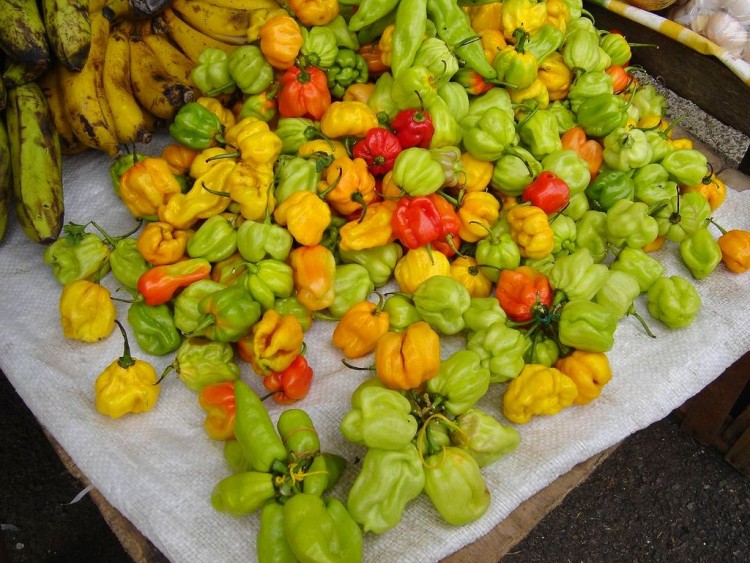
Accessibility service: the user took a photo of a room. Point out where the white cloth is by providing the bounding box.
[1,137,749,562]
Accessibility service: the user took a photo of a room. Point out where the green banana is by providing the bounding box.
[0,0,51,72]
[0,119,11,243]
[42,0,92,71]
[2,59,50,88]
[5,82,64,244]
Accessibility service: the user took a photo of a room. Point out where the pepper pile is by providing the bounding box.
[43,0,750,558]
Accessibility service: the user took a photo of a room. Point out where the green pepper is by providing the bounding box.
[275,118,317,155]
[412,274,471,335]
[108,237,150,290]
[237,91,277,123]
[367,72,398,123]
[562,192,591,221]
[346,445,425,534]
[390,0,428,79]
[243,259,295,311]
[257,502,296,563]
[168,102,223,150]
[109,152,147,196]
[276,408,320,462]
[339,242,403,287]
[599,31,632,67]
[273,155,324,204]
[563,0,584,19]
[461,106,517,162]
[632,163,673,206]
[453,408,520,467]
[654,191,711,243]
[466,88,514,123]
[462,296,507,334]
[44,223,111,285]
[475,227,522,282]
[490,146,542,197]
[602,127,653,171]
[610,246,664,293]
[340,379,419,449]
[425,95,463,149]
[549,247,609,301]
[227,45,274,95]
[412,37,459,89]
[550,213,577,257]
[680,226,722,280]
[274,296,313,332]
[630,84,666,119]
[392,147,445,196]
[438,81,470,123]
[210,470,276,517]
[236,215,293,264]
[494,29,538,90]
[660,149,709,187]
[423,446,491,525]
[466,321,530,383]
[173,279,226,334]
[585,169,635,211]
[127,299,181,356]
[349,0,399,31]
[646,275,701,329]
[541,149,591,195]
[557,298,617,353]
[383,293,422,330]
[525,332,560,366]
[329,263,375,318]
[303,452,347,497]
[190,47,235,96]
[326,48,368,99]
[548,100,577,134]
[566,70,613,113]
[324,14,360,50]
[526,23,565,63]
[575,93,629,138]
[234,379,288,472]
[517,109,563,160]
[223,439,252,473]
[300,26,339,68]
[594,269,642,320]
[562,28,611,73]
[193,283,261,341]
[186,214,237,263]
[390,64,439,111]
[644,129,670,164]
[574,209,609,263]
[172,337,240,392]
[283,494,363,563]
[605,199,659,249]
[425,349,491,415]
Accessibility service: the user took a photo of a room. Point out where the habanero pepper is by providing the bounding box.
[351,127,403,176]
[521,171,570,214]
[277,64,332,120]
[136,258,212,306]
[496,265,553,322]
[198,381,236,441]
[391,193,461,250]
[262,354,314,405]
[390,107,435,149]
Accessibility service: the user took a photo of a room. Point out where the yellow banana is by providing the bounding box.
[152,7,237,63]
[37,66,88,155]
[5,81,64,244]
[58,10,121,156]
[104,23,152,145]
[0,0,51,72]
[170,0,256,45]
[128,26,196,120]
[0,118,10,243]
[42,0,91,71]
[199,0,281,10]
[101,0,136,23]
[141,28,196,86]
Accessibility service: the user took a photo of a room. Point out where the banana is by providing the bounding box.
[197,0,281,10]
[152,7,236,64]
[58,10,121,156]
[41,0,92,71]
[169,0,257,45]
[0,118,11,243]
[5,81,64,244]
[128,25,196,120]
[103,23,152,145]
[101,0,136,23]
[141,28,196,86]
[2,59,50,88]
[0,0,51,72]
[37,65,88,154]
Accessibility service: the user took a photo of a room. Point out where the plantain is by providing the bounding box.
[5,81,64,244]
[0,118,11,243]
[170,0,258,45]
[0,0,51,73]
[2,59,50,87]
[152,6,237,63]
[37,65,88,154]
[141,27,196,86]
[41,0,92,71]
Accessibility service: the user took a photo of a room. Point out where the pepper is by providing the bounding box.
[574,209,609,263]
[461,106,517,162]
[109,152,147,196]
[459,152,493,192]
[602,127,653,171]
[59,279,116,343]
[223,118,282,168]
[567,70,614,113]
[383,293,422,330]
[389,0,428,78]
[317,155,377,217]
[44,223,111,286]
[576,93,629,138]
[277,64,331,120]
[338,200,398,253]
[325,48,369,99]
[393,245,451,293]
[495,265,553,322]
[273,155,322,205]
[646,275,702,329]
[467,321,530,383]
[108,237,151,290]
[562,192,590,222]
[168,102,223,150]
[118,156,184,220]
[224,162,276,222]
[681,173,727,211]
[137,258,212,306]
[190,48,235,96]
[661,149,710,187]
[127,298,181,357]
[225,44,274,96]
[423,446,491,525]
[507,204,555,259]
[236,218,291,265]
[288,244,337,311]
[197,97,236,131]
[191,283,261,342]
[562,28,610,73]
[450,255,493,298]
[412,274,472,335]
[522,171,570,214]
[375,321,441,389]
[462,296,507,333]
[630,84,666,119]
[679,226,722,280]
[549,247,609,301]
[233,379,288,473]
[453,408,520,467]
[560,125,603,178]
[502,363,578,424]
[273,190,332,246]
[94,321,160,418]
[517,108,562,160]
[585,169,635,211]
[242,259,295,312]
[654,191,712,244]
[351,128,402,176]
[236,91,277,123]
[494,30,539,90]
[605,199,659,249]
[260,353,312,405]
[303,451,347,497]
[426,349,491,415]
[346,444,425,534]
[714,225,750,273]
[490,146,543,197]
[257,502,296,563]
[550,213,577,257]
[198,381,236,441]
[391,106,435,149]
[610,246,664,293]
[137,221,191,266]
[413,37,459,89]
[540,149,591,196]
[332,295,390,358]
[211,471,276,518]
[558,298,617,353]
[391,195,457,250]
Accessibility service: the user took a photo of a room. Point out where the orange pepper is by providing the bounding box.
[358,43,389,75]
[374,321,441,390]
[288,244,337,310]
[555,350,613,405]
[680,173,726,211]
[641,235,666,253]
[237,309,304,376]
[561,126,603,178]
[259,15,303,70]
[287,0,339,26]
[136,221,191,265]
[119,157,183,219]
[198,381,236,441]
[332,296,390,359]
[161,144,200,176]
[273,190,332,246]
[317,156,377,216]
[716,227,750,273]
[338,199,397,252]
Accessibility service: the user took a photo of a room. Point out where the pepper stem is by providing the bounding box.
[628,305,656,339]
[114,320,136,369]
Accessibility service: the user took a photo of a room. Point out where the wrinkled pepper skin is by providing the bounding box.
[453,408,520,467]
[679,226,722,280]
[646,275,701,329]
[555,350,613,405]
[127,300,182,356]
[425,349,491,416]
[346,444,425,534]
[44,231,111,286]
[198,381,236,441]
[502,363,578,424]
[59,280,116,343]
[239,309,304,376]
[332,297,390,358]
[610,246,664,293]
[412,274,472,335]
[558,298,617,353]
[466,321,530,383]
[375,321,441,389]
[173,337,241,392]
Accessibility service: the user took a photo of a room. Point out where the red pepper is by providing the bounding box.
[605,65,633,93]
[198,381,236,441]
[495,266,553,322]
[521,171,570,214]
[351,127,402,176]
[277,65,332,120]
[262,355,314,405]
[390,108,435,149]
[391,194,460,249]
[136,258,212,306]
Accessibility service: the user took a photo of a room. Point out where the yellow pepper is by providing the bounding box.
[502,0,547,40]
[189,147,237,179]
[479,29,507,64]
[450,255,493,297]
[343,82,376,104]
[502,363,578,424]
[393,246,451,293]
[555,350,613,405]
[378,24,394,67]
[637,114,670,134]
[59,279,116,343]
[468,2,504,33]
[273,190,331,246]
[287,0,339,26]
[339,199,397,252]
[509,78,549,112]
[374,321,441,390]
[196,96,236,129]
[259,15,303,70]
[238,309,304,376]
[460,152,494,192]
[246,7,288,42]
[159,160,235,229]
[668,137,693,150]
[136,221,191,265]
[317,156,377,216]
[223,117,282,167]
[681,173,726,211]
[544,0,570,31]
[458,191,500,242]
[537,51,572,102]
[507,204,554,259]
[118,157,183,219]
[161,144,200,176]
[94,321,160,418]
[226,162,276,221]
[288,244,337,311]
[379,170,403,199]
[298,139,349,161]
[332,297,390,359]
[320,101,379,139]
